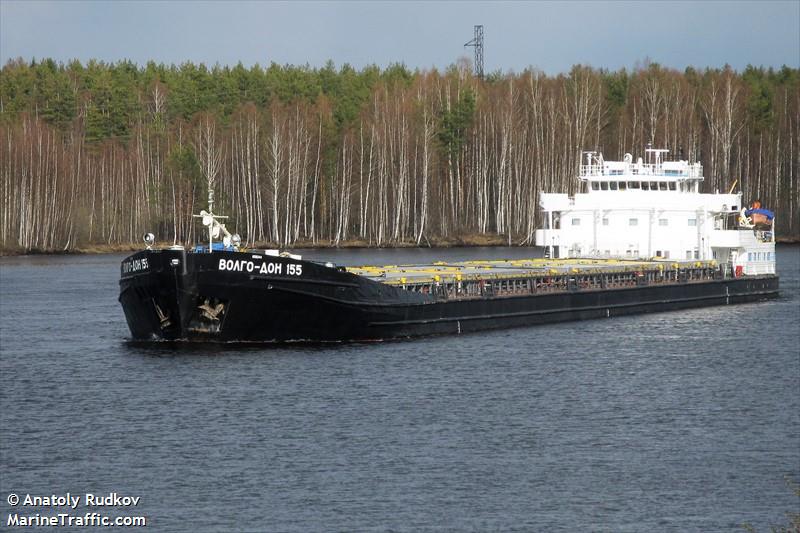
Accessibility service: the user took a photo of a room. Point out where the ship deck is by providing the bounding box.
[345,258,710,285]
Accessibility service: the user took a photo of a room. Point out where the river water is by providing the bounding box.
[1,246,798,532]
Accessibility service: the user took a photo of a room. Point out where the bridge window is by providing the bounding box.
[602,218,609,226]
[659,218,668,226]
[687,250,692,259]
[572,218,581,226]
[688,219,697,226]
[629,218,638,226]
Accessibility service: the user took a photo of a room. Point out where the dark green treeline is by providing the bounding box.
[1,58,797,251]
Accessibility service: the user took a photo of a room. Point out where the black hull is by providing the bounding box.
[119,250,780,342]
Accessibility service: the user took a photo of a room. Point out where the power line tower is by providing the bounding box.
[464,25,484,78]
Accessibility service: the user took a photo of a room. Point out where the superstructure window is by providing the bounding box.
[629,218,638,226]
[669,182,676,191]
[688,219,697,226]
[600,182,609,191]
[591,182,599,191]
[641,182,650,191]
[602,218,609,226]
[659,218,668,226]
[650,182,658,190]
[628,181,640,189]
[618,181,627,191]
[610,181,618,190]
[571,218,581,226]
[659,182,668,191]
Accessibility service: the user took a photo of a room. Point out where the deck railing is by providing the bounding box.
[580,163,703,179]
[398,264,728,301]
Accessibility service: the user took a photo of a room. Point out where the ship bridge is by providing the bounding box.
[535,148,776,277]
[579,148,703,193]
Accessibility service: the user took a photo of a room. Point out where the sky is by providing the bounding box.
[1,0,798,74]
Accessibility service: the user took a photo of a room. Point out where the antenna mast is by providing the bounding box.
[464,25,484,78]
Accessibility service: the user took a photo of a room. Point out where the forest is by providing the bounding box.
[1,58,797,252]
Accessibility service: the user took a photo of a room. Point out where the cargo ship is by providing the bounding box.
[119,148,779,342]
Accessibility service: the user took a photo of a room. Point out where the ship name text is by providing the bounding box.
[218,259,302,276]
[121,258,149,274]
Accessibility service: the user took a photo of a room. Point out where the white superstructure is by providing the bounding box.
[534,149,776,276]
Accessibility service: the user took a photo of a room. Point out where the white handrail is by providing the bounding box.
[580,163,703,179]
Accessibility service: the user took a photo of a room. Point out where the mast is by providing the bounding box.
[208,187,214,251]
[193,178,230,252]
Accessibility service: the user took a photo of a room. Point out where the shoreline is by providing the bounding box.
[0,233,517,257]
[2,235,798,257]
